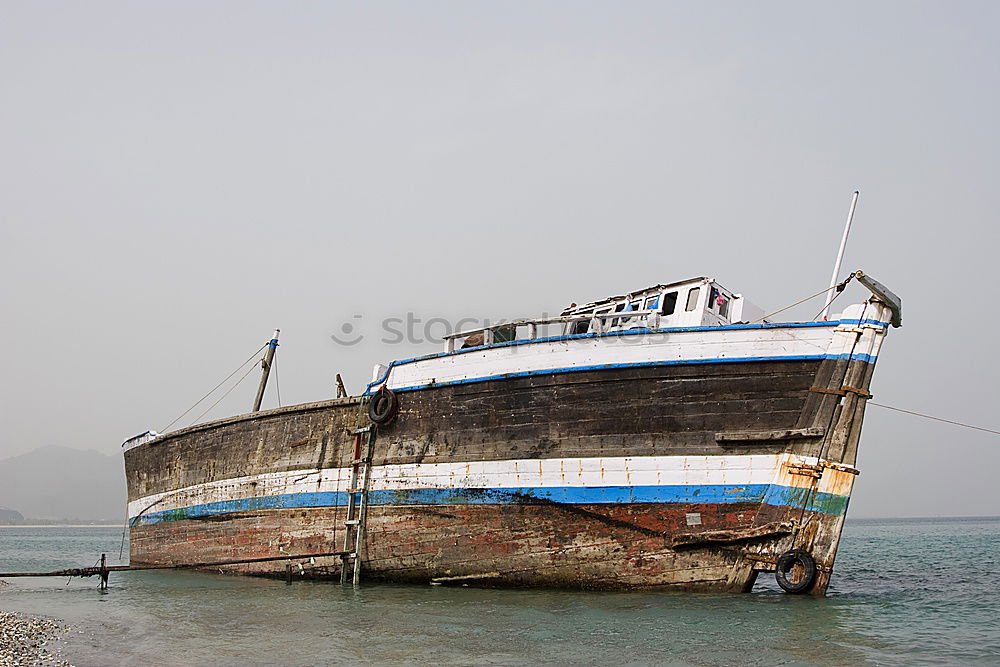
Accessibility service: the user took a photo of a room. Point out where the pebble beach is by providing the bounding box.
[0,611,71,667]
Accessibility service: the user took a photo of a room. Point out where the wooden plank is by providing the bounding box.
[715,427,826,442]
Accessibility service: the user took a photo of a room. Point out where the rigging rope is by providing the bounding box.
[811,282,849,322]
[753,274,855,324]
[160,343,267,433]
[190,362,259,426]
[869,402,1000,436]
[274,355,282,408]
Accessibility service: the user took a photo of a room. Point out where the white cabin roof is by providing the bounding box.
[561,277,712,315]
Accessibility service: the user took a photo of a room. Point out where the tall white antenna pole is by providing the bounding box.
[820,190,860,320]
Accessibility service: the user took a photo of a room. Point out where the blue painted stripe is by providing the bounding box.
[365,362,395,394]
[381,321,841,371]
[839,318,889,327]
[132,483,848,526]
[389,352,876,393]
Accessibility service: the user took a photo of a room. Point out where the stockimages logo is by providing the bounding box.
[329,314,365,346]
[328,311,655,348]
[329,312,560,347]
[330,312,507,347]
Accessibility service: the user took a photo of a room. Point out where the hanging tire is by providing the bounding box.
[774,550,817,594]
[368,387,399,425]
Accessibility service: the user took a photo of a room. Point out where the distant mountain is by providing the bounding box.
[0,446,125,522]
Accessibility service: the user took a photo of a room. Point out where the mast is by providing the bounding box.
[820,190,860,320]
[252,330,280,412]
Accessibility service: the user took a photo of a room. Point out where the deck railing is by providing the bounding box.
[441,309,662,352]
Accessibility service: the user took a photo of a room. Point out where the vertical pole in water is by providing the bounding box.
[820,191,860,320]
[99,553,109,590]
[252,330,280,412]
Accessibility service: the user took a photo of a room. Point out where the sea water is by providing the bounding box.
[1,517,998,666]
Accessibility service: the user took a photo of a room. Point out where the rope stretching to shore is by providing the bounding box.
[869,402,1000,436]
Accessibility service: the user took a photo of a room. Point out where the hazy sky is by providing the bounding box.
[2,1,997,518]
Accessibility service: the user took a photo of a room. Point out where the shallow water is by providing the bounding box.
[1,518,998,665]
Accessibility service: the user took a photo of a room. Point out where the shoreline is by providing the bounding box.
[0,610,72,666]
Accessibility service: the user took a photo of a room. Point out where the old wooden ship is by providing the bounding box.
[123,265,901,595]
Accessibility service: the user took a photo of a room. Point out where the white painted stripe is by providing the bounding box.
[128,453,824,520]
[371,302,889,392]
[381,325,837,392]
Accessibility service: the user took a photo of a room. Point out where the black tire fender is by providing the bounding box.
[368,387,399,425]
[774,549,817,594]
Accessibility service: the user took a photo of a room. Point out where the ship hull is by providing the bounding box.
[125,304,890,594]
[129,501,849,592]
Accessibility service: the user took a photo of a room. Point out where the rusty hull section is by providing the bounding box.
[126,329,882,594]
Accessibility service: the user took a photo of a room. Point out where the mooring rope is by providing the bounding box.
[755,276,997,436]
[160,343,268,433]
[869,402,1000,436]
[118,504,129,561]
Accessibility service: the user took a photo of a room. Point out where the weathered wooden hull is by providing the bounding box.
[130,502,851,592]
[125,303,891,594]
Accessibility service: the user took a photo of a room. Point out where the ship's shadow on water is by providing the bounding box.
[1,519,999,666]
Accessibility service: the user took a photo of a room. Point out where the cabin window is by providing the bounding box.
[709,287,720,311]
[610,302,625,327]
[493,325,517,343]
[661,291,678,316]
[621,300,641,326]
[644,295,659,311]
[629,299,641,321]
[685,287,700,311]
[719,296,730,318]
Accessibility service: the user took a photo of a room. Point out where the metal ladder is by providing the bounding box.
[340,424,376,586]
